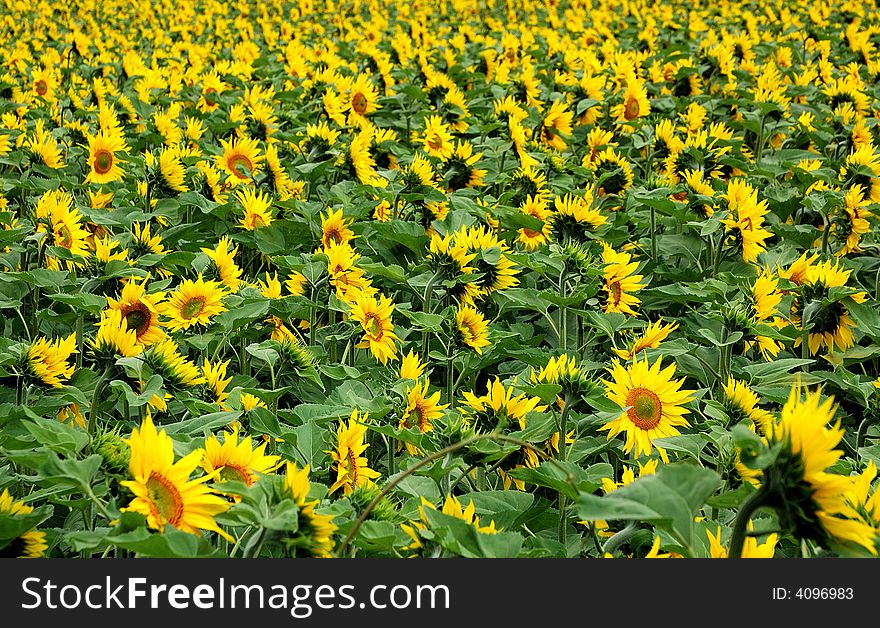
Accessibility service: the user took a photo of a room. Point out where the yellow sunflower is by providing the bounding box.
[217,136,263,186]
[84,132,126,185]
[106,277,166,346]
[201,426,281,488]
[200,236,243,291]
[320,208,354,249]
[348,291,399,365]
[0,489,48,558]
[328,410,381,495]
[235,186,274,231]
[601,356,696,461]
[602,243,646,316]
[398,380,448,453]
[284,463,337,557]
[161,275,227,332]
[417,115,455,160]
[456,304,491,354]
[121,415,232,540]
[27,333,77,388]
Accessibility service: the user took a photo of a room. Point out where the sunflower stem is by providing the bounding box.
[820,211,833,258]
[446,346,455,408]
[87,370,110,445]
[712,232,725,277]
[728,485,771,558]
[649,206,657,262]
[855,417,873,449]
[601,522,638,556]
[75,313,84,370]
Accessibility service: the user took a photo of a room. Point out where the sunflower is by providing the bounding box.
[106,277,166,346]
[839,145,880,203]
[161,275,227,332]
[26,120,64,169]
[707,525,777,558]
[328,410,381,495]
[759,385,878,554]
[460,225,519,296]
[720,179,773,263]
[84,132,126,185]
[346,73,381,127]
[443,140,486,190]
[89,308,142,364]
[345,126,387,188]
[401,494,497,555]
[591,148,634,196]
[427,232,478,301]
[833,184,872,256]
[461,378,545,432]
[200,236,243,291]
[201,426,281,488]
[321,208,354,249]
[26,333,77,388]
[324,241,376,302]
[723,378,773,435]
[120,415,232,540]
[398,380,448,453]
[201,358,232,409]
[398,348,427,380]
[143,338,206,391]
[612,77,651,122]
[540,100,573,152]
[456,304,491,354]
[0,489,48,558]
[417,115,455,159]
[216,136,263,186]
[264,144,300,200]
[348,290,399,364]
[602,243,646,316]
[284,463,337,557]
[34,189,91,259]
[601,355,696,462]
[550,189,606,242]
[793,260,867,355]
[131,222,166,256]
[147,149,187,195]
[235,186,274,231]
[517,195,552,250]
[613,320,679,361]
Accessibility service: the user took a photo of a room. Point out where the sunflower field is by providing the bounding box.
[1,0,880,561]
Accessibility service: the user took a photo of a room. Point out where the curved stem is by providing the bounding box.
[602,522,639,556]
[728,486,771,558]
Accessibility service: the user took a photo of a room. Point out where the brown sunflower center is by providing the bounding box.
[55,223,73,248]
[228,154,253,179]
[146,472,184,526]
[324,227,343,245]
[608,280,622,306]
[351,92,368,115]
[180,296,206,320]
[122,302,151,338]
[218,463,254,486]
[93,149,113,174]
[427,134,443,151]
[35,79,48,96]
[624,96,640,120]
[364,313,383,337]
[204,87,217,106]
[625,387,662,430]
[404,403,425,430]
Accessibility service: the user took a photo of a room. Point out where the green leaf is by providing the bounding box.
[0,504,53,547]
[652,434,709,462]
[163,411,243,435]
[22,419,89,456]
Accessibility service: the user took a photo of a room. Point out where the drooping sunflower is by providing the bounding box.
[328,410,381,495]
[601,356,696,461]
[461,378,545,432]
[426,232,480,303]
[146,149,188,195]
[200,236,243,291]
[120,415,232,540]
[201,426,281,488]
[143,338,207,391]
[443,140,486,191]
[84,131,126,185]
[517,195,552,250]
[348,290,399,364]
[235,186,274,231]
[722,378,773,435]
[26,333,77,388]
[398,380,448,453]
[591,148,634,196]
[833,184,873,256]
[720,179,773,263]
[216,136,263,187]
[549,189,606,242]
[34,188,91,259]
[759,385,878,554]
[201,358,232,409]
[106,277,166,346]
[540,100,573,152]
[707,525,777,558]
[161,275,227,332]
[602,243,646,316]
[793,260,867,355]
[0,489,48,558]
[460,225,519,296]
[284,462,338,557]
[613,320,679,361]
[455,304,491,354]
[26,119,64,169]
[89,308,142,365]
